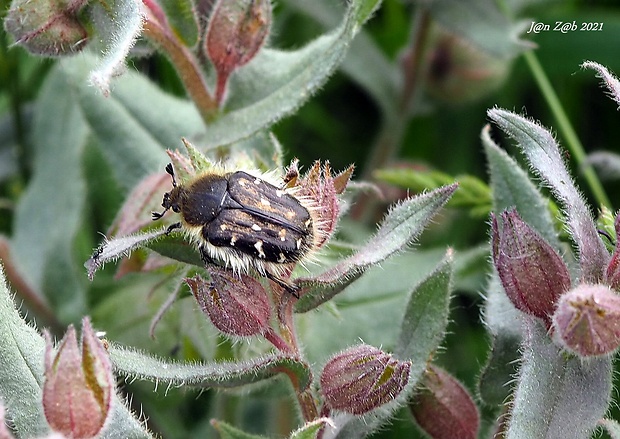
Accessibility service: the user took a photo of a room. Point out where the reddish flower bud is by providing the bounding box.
[552,283,620,357]
[205,0,272,105]
[320,344,411,415]
[492,209,571,326]
[43,317,113,439]
[187,269,272,337]
[4,0,88,56]
[292,160,354,249]
[410,365,479,439]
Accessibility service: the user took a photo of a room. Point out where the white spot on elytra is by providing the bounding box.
[275,190,284,197]
[254,178,262,185]
[278,253,286,263]
[254,240,266,258]
[220,224,228,231]
[230,235,238,246]
[252,224,261,231]
[260,197,271,207]
[279,228,287,241]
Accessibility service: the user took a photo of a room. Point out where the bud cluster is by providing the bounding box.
[492,208,620,358]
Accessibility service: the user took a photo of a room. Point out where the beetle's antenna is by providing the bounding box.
[165,163,177,187]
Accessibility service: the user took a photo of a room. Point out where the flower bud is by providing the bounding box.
[205,0,272,105]
[410,365,479,439]
[4,0,88,57]
[491,209,571,326]
[292,160,353,248]
[187,269,272,337]
[422,28,510,104]
[43,317,113,439]
[320,344,411,415]
[552,283,620,357]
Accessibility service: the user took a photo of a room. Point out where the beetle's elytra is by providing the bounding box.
[152,164,315,287]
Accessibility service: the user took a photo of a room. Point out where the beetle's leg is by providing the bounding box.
[264,271,300,298]
[165,222,182,234]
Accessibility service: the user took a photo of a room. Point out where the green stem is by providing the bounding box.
[523,50,611,209]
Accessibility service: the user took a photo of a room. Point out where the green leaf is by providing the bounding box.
[375,167,491,214]
[424,0,532,58]
[88,0,144,95]
[296,184,457,312]
[487,109,608,282]
[210,419,270,439]
[11,64,89,322]
[60,54,204,190]
[313,254,453,439]
[160,0,199,47]
[0,267,48,436]
[482,124,560,249]
[506,322,612,439]
[587,151,620,181]
[109,344,313,391]
[282,0,399,115]
[202,0,383,148]
[395,253,453,382]
[477,330,520,407]
[478,275,523,406]
[290,418,333,439]
[85,228,170,280]
[299,249,446,365]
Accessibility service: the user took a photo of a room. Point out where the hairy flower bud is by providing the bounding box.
[291,160,354,248]
[492,209,571,326]
[187,269,271,337]
[205,0,272,105]
[43,317,113,439]
[320,344,411,415]
[552,283,620,357]
[410,365,479,439]
[4,0,88,56]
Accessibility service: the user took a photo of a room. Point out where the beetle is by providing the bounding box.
[152,163,315,293]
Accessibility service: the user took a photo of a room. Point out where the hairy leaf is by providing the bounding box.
[88,0,144,95]
[109,344,313,391]
[482,124,560,249]
[296,184,457,312]
[0,268,151,438]
[488,108,608,282]
[507,322,611,439]
[11,64,88,322]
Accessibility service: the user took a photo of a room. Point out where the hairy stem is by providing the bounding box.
[141,12,218,123]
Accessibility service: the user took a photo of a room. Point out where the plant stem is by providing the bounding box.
[297,389,319,422]
[523,50,611,209]
[360,8,431,181]
[141,12,219,124]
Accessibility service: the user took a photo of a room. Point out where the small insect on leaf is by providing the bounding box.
[152,163,317,295]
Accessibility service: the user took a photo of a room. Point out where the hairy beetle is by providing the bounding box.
[152,164,315,292]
